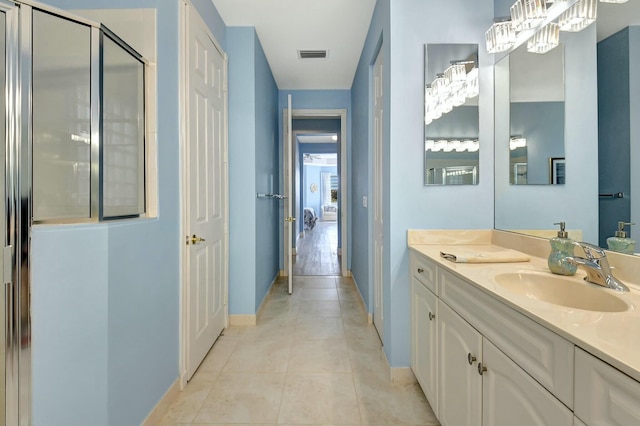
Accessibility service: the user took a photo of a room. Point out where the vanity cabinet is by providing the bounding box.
[574,347,640,425]
[410,253,438,415]
[437,300,481,426]
[410,251,573,426]
[437,297,572,426]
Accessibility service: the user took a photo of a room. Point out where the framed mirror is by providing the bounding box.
[424,43,480,185]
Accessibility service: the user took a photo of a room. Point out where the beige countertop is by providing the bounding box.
[409,241,640,383]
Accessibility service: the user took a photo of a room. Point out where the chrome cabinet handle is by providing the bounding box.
[428,312,435,321]
[478,363,487,375]
[467,353,476,365]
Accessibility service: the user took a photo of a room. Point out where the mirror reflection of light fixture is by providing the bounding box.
[527,22,560,54]
[511,0,547,31]
[558,0,597,32]
[425,57,478,125]
[599,0,628,3]
[510,136,527,150]
[425,138,479,153]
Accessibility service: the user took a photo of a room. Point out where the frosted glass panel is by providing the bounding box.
[32,11,91,220]
[102,36,144,217]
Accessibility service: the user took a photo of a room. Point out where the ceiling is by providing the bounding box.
[211,0,376,90]
[597,2,640,41]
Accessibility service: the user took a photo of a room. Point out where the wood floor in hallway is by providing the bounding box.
[293,221,340,276]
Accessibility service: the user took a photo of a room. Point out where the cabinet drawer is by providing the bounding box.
[410,253,437,294]
[439,269,574,408]
[575,347,640,425]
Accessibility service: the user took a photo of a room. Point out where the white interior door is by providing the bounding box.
[185,5,227,380]
[373,49,384,341]
[284,94,293,294]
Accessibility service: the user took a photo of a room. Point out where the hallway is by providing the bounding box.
[294,221,340,276]
[160,276,437,425]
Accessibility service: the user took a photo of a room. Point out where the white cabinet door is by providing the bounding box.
[438,300,482,426]
[411,277,438,415]
[482,339,573,426]
[575,348,640,425]
[574,416,587,426]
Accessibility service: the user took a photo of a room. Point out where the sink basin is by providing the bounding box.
[493,272,629,312]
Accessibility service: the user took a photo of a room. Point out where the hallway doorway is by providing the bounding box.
[283,108,348,281]
[295,151,339,276]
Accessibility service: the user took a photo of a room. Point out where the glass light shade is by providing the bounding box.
[558,0,597,32]
[425,140,435,151]
[599,0,628,3]
[510,137,527,150]
[451,88,467,107]
[510,1,525,32]
[444,63,467,90]
[466,67,479,98]
[485,20,516,53]
[522,0,547,30]
[432,74,450,98]
[434,140,448,152]
[527,22,560,54]
[465,140,480,152]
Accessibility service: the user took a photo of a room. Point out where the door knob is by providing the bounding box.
[428,312,435,321]
[467,353,476,365]
[186,234,206,245]
[417,268,424,273]
[478,363,487,375]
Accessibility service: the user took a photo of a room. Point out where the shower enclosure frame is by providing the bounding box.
[1,1,148,424]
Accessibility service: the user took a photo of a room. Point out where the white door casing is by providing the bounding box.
[373,48,384,341]
[184,3,228,380]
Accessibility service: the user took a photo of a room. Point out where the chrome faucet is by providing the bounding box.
[565,242,629,292]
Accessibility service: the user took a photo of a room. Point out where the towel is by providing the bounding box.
[440,248,530,264]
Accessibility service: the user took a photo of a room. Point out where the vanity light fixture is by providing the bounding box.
[558,0,597,32]
[527,22,560,53]
[599,0,628,3]
[513,0,548,30]
[510,136,527,150]
[426,138,480,153]
[486,18,516,53]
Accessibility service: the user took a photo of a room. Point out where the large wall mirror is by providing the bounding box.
[424,44,480,185]
[494,3,598,242]
[495,1,640,254]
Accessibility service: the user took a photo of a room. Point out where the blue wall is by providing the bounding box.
[253,30,280,311]
[510,101,565,184]
[30,0,225,425]
[302,165,338,216]
[228,27,280,314]
[350,0,388,318]
[351,0,495,367]
[228,27,257,315]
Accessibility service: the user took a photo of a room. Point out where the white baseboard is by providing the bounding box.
[229,314,256,326]
[141,377,180,426]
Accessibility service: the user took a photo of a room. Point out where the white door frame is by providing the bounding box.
[283,108,348,277]
[178,0,229,388]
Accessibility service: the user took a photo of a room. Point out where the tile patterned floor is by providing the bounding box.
[160,276,439,426]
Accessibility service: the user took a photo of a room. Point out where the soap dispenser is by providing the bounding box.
[548,222,577,276]
[607,222,636,255]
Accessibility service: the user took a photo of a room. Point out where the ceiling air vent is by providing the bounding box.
[298,50,328,59]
